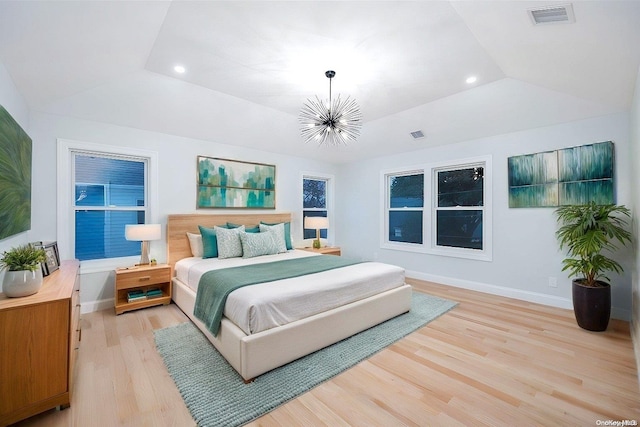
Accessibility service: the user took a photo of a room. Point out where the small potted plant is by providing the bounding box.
[0,244,47,298]
[555,202,632,331]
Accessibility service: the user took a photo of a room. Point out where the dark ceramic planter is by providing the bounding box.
[572,279,611,332]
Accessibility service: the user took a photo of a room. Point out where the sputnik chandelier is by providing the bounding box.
[299,70,362,146]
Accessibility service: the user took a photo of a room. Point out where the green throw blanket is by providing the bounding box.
[194,255,363,337]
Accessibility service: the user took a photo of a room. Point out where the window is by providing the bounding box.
[434,165,484,250]
[58,139,158,269]
[382,156,491,261]
[74,154,147,261]
[302,177,328,239]
[387,172,424,244]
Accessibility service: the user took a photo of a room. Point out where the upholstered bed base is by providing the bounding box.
[172,277,412,381]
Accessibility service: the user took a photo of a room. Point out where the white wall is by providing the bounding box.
[630,65,640,371]
[28,112,338,311]
[337,113,633,319]
[0,61,32,270]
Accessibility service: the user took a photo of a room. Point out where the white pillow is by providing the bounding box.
[186,232,203,257]
[259,223,287,253]
[240,231,279,258]
[215,225,245,259]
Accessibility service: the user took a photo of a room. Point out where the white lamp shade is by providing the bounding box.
[304,216,329,230]
[125,224,161,241]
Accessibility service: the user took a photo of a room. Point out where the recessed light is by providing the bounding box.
[466,76,477,84]
[174,65,186,74]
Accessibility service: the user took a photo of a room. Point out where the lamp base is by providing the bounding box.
[139,241,150,265]
[313,239,321,249]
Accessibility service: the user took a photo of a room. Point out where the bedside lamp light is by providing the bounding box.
[304,216,329,249]
[125,224,161,265]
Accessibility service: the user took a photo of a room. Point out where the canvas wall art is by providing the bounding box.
[197,156,276,209]
[557,142,614,205]
[508,150,558,208]
[508,141,614,208]
[0,104,32,240]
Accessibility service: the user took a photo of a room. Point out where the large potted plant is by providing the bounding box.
[0,244,47,297]
[555,202,632,331]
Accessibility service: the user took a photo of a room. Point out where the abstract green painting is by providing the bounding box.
[0,104,31,239]
[197,156,276,209]
[508,150,558,208]
[508,141,614,208]
[558,141,614,205]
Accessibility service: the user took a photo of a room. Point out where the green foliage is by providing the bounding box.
[0,244,46,272]
[555,202,632,286]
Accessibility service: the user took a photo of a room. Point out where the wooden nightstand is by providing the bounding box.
[300,246,341,256]
[114,264,171,315]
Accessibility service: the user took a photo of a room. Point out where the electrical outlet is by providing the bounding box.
[548,277,557,288]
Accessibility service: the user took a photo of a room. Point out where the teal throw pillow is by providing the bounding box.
[198,225,220,258]
[227,222,260,233]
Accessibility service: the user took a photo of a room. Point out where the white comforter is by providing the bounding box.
[174,250,405,335]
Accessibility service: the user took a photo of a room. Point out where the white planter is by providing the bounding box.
[2,268,43,298]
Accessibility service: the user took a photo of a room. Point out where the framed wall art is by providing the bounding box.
[508,141,614,208]
[197,156,276,209]
[0,104,32,240]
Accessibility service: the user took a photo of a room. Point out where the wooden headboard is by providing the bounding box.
[166,212,292,268]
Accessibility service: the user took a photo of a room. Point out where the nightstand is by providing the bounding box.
[300,246,341,256]
[114,264,171,315]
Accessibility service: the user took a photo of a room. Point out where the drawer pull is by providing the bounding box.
[138,276,151,281]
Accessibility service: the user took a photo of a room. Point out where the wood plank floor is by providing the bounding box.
[13,279,640,426]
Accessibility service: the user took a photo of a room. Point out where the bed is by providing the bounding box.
[167,213,412,381]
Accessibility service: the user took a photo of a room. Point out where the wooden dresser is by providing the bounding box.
[0,260,81,426]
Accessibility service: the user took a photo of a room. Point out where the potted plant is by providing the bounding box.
[555,202,632,331]
[0,244,47,298]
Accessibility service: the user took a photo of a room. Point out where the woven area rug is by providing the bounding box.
[154,291,456,427]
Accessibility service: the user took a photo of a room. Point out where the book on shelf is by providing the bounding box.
[146,288,163,299]
[127,289,146,303]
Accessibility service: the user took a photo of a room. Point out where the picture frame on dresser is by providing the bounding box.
[31,241,60,276]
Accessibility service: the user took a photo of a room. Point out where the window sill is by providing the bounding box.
[381,242,492,262]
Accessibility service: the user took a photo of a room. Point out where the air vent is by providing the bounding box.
[410,130,424,139]
[528,3,575,25]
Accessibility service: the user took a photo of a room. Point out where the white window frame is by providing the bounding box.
[380,165,426,254]
[426,156,492,261]
[380,156,492,261]
[57,139,159,273]
[301,172,334,245]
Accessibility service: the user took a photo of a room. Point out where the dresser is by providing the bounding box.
[0,260,81,426]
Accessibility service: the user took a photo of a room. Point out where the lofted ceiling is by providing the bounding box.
[0,1,639,164]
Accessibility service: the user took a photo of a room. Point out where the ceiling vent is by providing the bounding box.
[528,4,575,25]
[410,130,425,139]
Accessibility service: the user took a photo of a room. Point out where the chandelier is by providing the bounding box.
[299,70,362,146]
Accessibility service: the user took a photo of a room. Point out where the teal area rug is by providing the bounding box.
[154,291,457,427]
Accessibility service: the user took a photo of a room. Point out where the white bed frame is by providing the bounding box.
[167,213,412,381]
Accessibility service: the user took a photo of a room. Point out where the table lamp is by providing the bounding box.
[125,224,161,265]
[304,216,329,249]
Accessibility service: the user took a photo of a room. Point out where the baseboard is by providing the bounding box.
[633,317,640,386]
[405,270,631,321]
[81,298,113,314]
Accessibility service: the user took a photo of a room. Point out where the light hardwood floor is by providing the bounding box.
[13,279,640,426]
